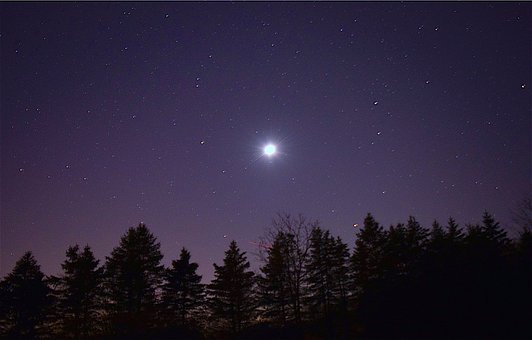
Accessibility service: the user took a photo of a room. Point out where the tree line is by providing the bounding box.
[1,211,530,339]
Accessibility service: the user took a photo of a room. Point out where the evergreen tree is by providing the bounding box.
[481,211,509,249]
[381,222,410,279]
[446,217,464,243]
[55,245,103,338]
[0,252,50,337]
[208,240,255,333]
[465,213,509,259]
[384,216,429,278]
[429,220,445,244]
[331,236,350,308]
[104,223,164,335]
[305,227,333,316]
[258,232,291,325]
[350,213,386,295]
[163,248,205,326]
[426,220,454,264]
[306,228,351,317]
[405,216,429,257]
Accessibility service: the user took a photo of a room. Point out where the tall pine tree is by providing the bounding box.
[305,228,351,317]
[55,245,103,338]
[0,252,50,337]
[350,213,385,296]
[331,236,350,308]
[258,232,291,325]
[403,216,429,277]
[481,211,510,250]
[104,223,164,335]
[305,227,331,316]
[208,241,255,334]
[446,217,464,243]
[162,248,205,326]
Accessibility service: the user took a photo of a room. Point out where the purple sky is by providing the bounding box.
[1,2,530,282]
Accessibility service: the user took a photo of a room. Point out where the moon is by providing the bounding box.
[264,144,277,157]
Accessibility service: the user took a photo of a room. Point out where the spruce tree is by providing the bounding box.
[481,212,509,249]
[0,252,50,337]
[208,240,255,333]
[382,218,432,279]
[429,220,445,244]
[331,236,350,308]
[446,217,464,243]
[104,223,164,335]
[306,228,351,316]
[381,222,407,277]
[305,227,331,316]
[465,213,509,259]
[258,232,291,325]
[163,248,205,326]
[350,213,385,295]
[56,245,103,338]
[405,216,429,256]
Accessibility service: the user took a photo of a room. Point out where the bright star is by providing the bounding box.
[264,144,277,157]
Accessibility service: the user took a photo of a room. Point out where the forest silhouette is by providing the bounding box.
[1,211,530,339]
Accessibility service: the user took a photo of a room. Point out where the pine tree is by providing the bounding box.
[0,252,50,337]
[331,236,350,308]
[350,213,386,295]
[306,228,351,316]
[382,222,408,277]
[481,212,509,249]
[465,213,509,258]
[208,241,255,333]
[446,217,464,243]
[258,232,291,325]
[55,245,103,338]
[104,223,164,335]
[429,220,445,244]
[405,216,429,255]
[305,227,332,316]
[163,248,205,326]
[381,218,429,279]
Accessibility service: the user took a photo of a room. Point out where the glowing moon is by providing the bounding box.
[264,144,277,157]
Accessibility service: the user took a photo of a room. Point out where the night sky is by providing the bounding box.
[1,2,530,281]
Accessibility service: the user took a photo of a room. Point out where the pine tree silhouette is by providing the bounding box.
[331,236,350,309]
[208,240,255,334]
[104,223,164,336]
[54,245,103,338]
[305,228,349,317]
[162,247,205,326]
[258,232,292,325]
[0,252,50,337]
[350,213,386,295]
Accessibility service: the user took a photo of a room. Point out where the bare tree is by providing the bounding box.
[258,213,316,323]
[511,197,532,232]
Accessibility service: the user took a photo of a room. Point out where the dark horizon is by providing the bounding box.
[1,2,530,283]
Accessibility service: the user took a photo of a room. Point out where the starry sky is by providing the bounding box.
[1,2,530,281]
